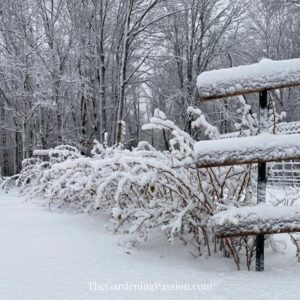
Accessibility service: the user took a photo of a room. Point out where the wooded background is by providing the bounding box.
[0,0,299,175]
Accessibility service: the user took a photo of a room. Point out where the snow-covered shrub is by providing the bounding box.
[48,145,82,163]
[17,145,83,200]
[0,175,19,193]
[18,105,259,268]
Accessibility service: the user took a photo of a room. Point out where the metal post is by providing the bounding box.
[256,90,268,271]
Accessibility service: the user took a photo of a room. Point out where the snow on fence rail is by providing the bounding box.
[194,133,300,168]
[197,58,300,100]
[219,121,300,186]
[212,204,300,237]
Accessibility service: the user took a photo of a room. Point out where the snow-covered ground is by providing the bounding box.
[1,189,300,300]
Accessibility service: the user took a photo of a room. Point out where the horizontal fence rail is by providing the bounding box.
[219,121,300,187]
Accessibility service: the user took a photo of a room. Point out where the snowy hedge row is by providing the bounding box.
[17,106,260,268]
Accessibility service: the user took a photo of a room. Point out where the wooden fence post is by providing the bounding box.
[256,89,268,271]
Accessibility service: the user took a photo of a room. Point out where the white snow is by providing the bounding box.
[33,149,51,156]
[197,58,300,99]
[211,203,300,237]
[194,133,300,167]
[1,189,300,300]
[213,204,300,226]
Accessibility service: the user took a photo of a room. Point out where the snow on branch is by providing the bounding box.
[142,109,195,159]
[194,133,300,168]
[212,204,300,237]
[187,106,220,139]
[197,58,300,100]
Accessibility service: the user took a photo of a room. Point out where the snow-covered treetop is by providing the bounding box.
[194,133,300,167]
[197,58,300,100]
